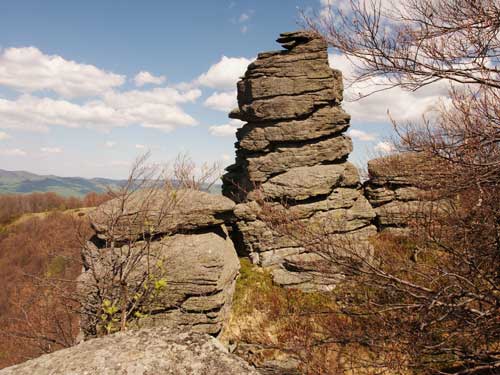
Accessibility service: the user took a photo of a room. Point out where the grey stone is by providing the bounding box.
[79,231,240,338]
[221,30,377,291]
[0,328,261,375]
[375,200,434,226]
[364,153,441,231]
[253,162,359,201]
[242,135,352,182]
[90,189,235,241]
[236,106,350,152]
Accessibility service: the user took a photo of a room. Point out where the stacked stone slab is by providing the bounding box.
[81,189,239,338]
[365,153,438,234]
[222,31,376,290]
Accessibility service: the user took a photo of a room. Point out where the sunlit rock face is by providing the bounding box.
[364,153,445,235]
[0,328,261,375]
[80,189,239,338]
[222,31,376,291]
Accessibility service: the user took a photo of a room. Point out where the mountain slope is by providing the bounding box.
[0,169,125,197]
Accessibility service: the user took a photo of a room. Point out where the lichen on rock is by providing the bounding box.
[0,328,261,375]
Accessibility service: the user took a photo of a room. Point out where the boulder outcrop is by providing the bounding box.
[364,153,439,233]
[0,328,261,375]
[81,189,239,338]
[222,31,376,290]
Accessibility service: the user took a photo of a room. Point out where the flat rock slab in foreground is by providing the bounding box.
[0,328,261,375]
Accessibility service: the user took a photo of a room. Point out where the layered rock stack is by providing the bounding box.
[222,31,376,290]
[365,153,440,234]
[81,189,239,338]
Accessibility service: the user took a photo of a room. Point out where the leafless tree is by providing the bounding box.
[239,2,500,373]
[79,152,222,337]
[3,153,223,353]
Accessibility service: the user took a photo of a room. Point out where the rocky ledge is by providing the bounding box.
[0,328,261,375]
[364,153,442,234]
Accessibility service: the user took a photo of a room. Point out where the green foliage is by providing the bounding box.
[154,278,167,290]
[94,260,168,336]
[98,299,120,335]
[233,258,335,318]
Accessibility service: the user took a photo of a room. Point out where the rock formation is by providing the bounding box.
[81,189,239,337]
[222,31,376,290]
[365,153,438,234]
[0,328,261,375]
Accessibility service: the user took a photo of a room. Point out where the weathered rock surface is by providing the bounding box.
[222,30,376,290]
[0,328,261,375]
[81,189,239,338]
[364,153,441,233]
[90,189,235,241]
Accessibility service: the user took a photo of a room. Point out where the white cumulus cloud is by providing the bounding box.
[0,47,125,98]
[135,144,146,149]
[0,148,26,156]
[0,46,201,133]
[204,91,237,112]
[105,141,116,148]
[133,71,166,87]
[374,141,395,154]
[209,119,244,137]
[41,147,63,153]
[348,129,377,141]
[328,53,450,124]
[0,87,201,133]
[0,131,10,140]
[197,56,253,90]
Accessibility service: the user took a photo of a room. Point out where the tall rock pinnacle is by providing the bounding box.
[222,31,376,290]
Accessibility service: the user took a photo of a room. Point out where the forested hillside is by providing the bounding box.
[0,169,125,197]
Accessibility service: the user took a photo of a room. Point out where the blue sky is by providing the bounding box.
[0,0,444,179]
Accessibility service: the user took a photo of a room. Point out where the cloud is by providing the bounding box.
[108,160,130,167]
[239,13,250,22]
[347,129,377,141]
[328,53,450,124]
[241,25,248,34]
[40,147,62,153]
[0,46,201,133]
[135,144,146,149]
[133,71,166,87]
[105,141,116,148]
[0,131,10,140]
[374,141,395,154]
[0,47,125,98]
[0,148,26,156]
[204,91,237,112]
[0,87,201,132]
[209,119,244,137]
[197,56,253,90]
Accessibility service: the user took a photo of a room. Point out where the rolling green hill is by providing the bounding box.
[0,169,222,197]
[0,169,126,197]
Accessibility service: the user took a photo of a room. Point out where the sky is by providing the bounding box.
[0,0,448,179]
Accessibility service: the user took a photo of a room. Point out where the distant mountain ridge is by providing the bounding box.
[0,169,222,197]
[0,169,126,197]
